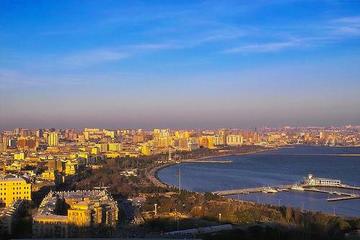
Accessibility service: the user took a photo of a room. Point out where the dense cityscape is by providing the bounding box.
[2,0,360,239]
[0,126,360,238]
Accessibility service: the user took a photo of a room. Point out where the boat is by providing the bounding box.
[262,187,278,193]
[278,188,289,192]
[303,173,341,187]
[291,185,305,191]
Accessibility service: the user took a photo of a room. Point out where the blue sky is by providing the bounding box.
[1,0,360,129]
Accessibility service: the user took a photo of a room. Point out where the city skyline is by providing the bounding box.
[1,1,360,129]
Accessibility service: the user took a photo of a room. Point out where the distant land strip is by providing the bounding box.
[258,153,360,157]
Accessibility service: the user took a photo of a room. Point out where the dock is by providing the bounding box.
[213,184,293,196]
[213,174,360,202]
[303,187,353,195]
[327,195,360,202]
[213,184,360,202]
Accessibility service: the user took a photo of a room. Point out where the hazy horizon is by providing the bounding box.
[1,1,360,129]
[1,123,359,132]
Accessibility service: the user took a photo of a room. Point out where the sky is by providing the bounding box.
[1,0,360,130]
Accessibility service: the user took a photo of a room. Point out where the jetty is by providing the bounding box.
[213,184,360,201]
[213,174,360,202]
[327,195,360,202]
[213,185,293,196]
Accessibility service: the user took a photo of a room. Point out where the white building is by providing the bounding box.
[226,135,243,146]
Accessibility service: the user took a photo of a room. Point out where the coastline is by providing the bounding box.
[148,146,278,189]
[149,145,360,218]
[149,145,360,190]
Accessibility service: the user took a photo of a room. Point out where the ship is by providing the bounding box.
[291,185,305,191]
[303,174,341,187]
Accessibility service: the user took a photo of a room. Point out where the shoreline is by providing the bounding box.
[148,145,360,218]
[149,144,360,190]
[148,146,278,189]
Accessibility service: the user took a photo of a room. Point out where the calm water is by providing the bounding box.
[158,146,360,217]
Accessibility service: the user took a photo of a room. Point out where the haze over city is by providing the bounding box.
[1,0,360,129]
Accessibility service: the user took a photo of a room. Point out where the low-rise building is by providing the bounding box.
[33,190,118,238]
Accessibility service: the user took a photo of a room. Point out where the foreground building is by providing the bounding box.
[32,190,118,238]
[0,174,31,207]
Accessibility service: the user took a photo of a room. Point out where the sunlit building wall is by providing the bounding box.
[47,132,59,147]
[226,134,243,146]
[0,175,31,206]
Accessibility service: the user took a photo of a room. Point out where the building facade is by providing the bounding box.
[226,134,243,146]
[0,175,31,207]
[47,132,59,147]
[33,190,118,238]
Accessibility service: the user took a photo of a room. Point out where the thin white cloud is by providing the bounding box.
[330,16,360,36]
[61,49,129,66]
[190,27,249,46]
[131,43,179,50]
[223,40,300,54]
[223,15,360,54]
[332,16,360,24]
[58,43,182,68]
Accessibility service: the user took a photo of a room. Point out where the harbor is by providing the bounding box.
[213,174,360,202]
[158,146,360,217]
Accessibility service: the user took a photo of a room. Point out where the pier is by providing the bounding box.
[213,174,360,202]
[327,195,360,202]
[213,185,293,196]
[213,184,360,202]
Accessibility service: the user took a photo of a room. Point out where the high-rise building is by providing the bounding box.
[47,159,63,172]
[7,139,17,149]
[47,132,59,147]
[16,137,37,150]
[36,129,44,138]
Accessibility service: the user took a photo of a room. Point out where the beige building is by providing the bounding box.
[226,134,243,146]
[33,190,118,238]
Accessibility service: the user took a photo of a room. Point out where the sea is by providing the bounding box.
[157,146,360,217]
